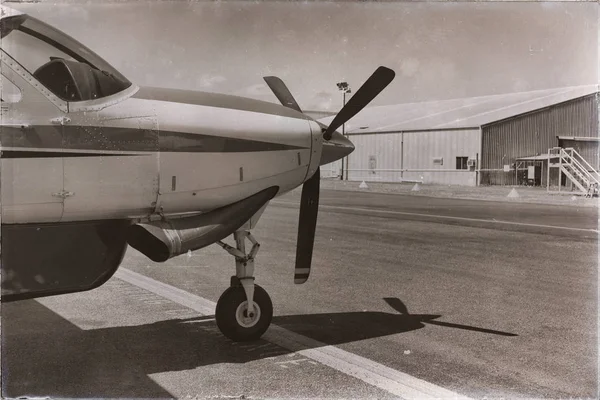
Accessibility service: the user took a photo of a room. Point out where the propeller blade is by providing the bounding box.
[263,76,303,113]
[294,167,320,284]
[323,66,395,140]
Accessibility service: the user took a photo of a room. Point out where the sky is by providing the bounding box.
[8,1,599,111]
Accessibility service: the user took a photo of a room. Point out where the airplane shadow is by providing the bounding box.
[2,297,516,398]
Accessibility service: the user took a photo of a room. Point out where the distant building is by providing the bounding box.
[320,85,599,187]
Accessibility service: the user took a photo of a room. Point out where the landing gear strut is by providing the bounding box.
[215,230,273,342]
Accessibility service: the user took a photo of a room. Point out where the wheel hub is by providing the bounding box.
[235,301,261,328]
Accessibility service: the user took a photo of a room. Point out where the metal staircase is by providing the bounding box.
[548,147,599,196]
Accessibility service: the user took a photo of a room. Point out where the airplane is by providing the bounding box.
[0,5,395,342]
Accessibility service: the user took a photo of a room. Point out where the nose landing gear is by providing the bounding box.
[215,230,273,342]
[215,283,273,341]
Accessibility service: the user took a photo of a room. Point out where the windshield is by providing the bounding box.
[0,14,131,101]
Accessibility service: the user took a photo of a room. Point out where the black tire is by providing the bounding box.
[215,284,273,342]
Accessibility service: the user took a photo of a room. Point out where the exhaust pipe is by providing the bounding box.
[127,186,278,262]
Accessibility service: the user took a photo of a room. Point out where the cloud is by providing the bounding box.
[421,58,456,83]
[306,91,335,111]
[237,83,272,97]
[400,58,420,77]
[196,74,227,88]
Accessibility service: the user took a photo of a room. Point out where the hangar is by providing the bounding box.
[321,85,599,191]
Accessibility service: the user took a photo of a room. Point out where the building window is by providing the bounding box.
[456,156,468,170]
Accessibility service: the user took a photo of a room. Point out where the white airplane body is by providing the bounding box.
[0,6,394,341]
[3,85,322,223]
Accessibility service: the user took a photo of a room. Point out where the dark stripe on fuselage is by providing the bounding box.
[133,86,312,121]
[0,151,145,158]
[0,125,307,153]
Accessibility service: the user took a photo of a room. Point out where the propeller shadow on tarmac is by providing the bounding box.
[2,297,516,398]
[272,297,517,345]
[383,297,519,337]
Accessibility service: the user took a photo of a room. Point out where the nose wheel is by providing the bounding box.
[215,230,273,342]
[215,283,273,342]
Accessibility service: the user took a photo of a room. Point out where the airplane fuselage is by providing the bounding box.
[0,6,387,342]
[1,86,323,224]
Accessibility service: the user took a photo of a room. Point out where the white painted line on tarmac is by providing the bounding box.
[272,201,599,233]
[115,268,472,400]
[115,268,215,316]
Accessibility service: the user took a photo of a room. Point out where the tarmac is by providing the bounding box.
[318,178,600,208]
[2,186,597,399]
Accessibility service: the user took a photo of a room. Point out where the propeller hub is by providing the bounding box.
[320,131,354,166]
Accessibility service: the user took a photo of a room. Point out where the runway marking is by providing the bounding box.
[272,201,599,233]
[115,268,471,400]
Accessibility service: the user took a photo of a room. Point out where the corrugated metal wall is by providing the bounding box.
[346,128,480,185]
[321,160,342,178]
[481,94,599,185]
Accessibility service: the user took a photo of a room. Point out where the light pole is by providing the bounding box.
[336,81,351,180]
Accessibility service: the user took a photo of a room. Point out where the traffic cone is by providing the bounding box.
[359,181,369,189]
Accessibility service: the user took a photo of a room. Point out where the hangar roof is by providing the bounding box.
[319,84,598,134]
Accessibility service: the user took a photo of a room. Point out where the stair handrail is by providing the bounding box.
[561,147,595,173]
[570,148,599,181]
[560,148,599,185]
[562,152,594,185]
[560,166,587,192]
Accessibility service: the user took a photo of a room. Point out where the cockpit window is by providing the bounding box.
[0,14,132,102]
[1,74,22,103]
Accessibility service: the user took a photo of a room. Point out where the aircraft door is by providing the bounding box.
[0,70,65,224]
[61,115,160,221]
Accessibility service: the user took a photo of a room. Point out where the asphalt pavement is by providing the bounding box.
[2,189,597,399]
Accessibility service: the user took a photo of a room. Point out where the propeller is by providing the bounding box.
[323,66,395,140]
[263,66,395,284]
[263,75,320,283]
[294,166,320,284]
[263,76,303,113]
